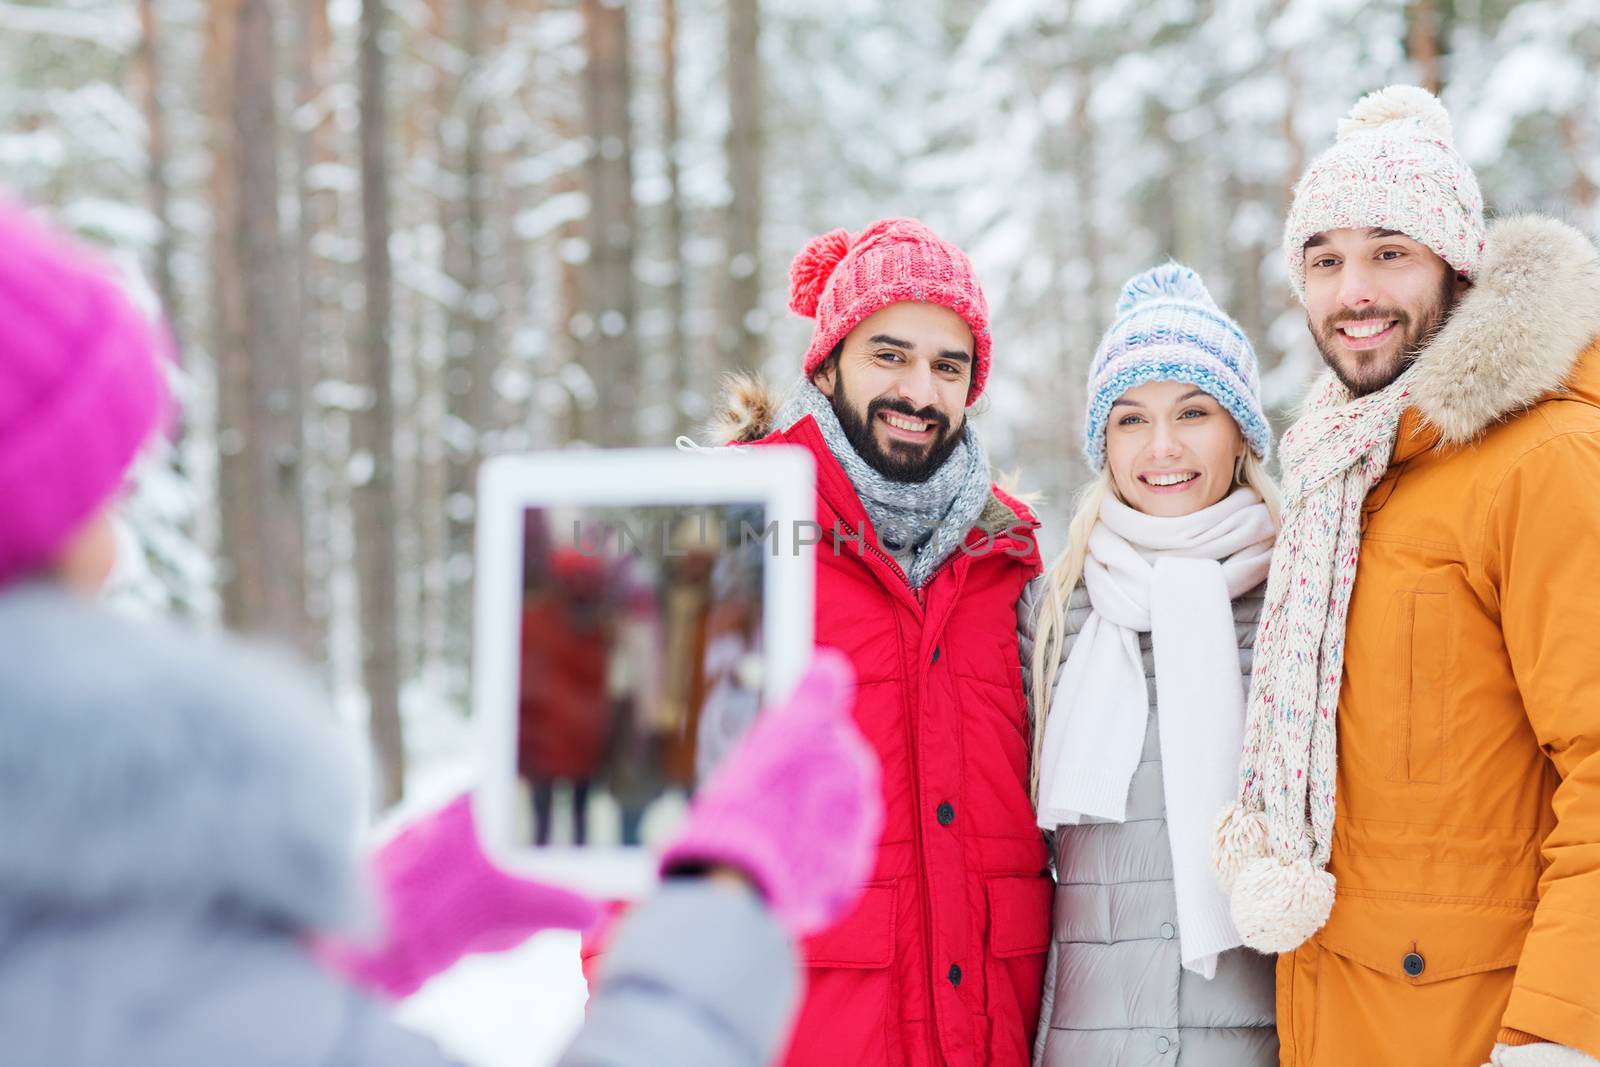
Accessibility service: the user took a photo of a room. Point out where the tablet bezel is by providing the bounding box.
[471,445,816,898]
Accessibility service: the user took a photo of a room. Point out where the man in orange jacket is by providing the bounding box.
[1213,85,1600,1067]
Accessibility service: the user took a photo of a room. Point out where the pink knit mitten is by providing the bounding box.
[659,648,884,937]
[314,795,600,998]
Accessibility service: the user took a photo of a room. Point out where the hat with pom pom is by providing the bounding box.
[1082,262,1270,471]
[1284,85,1485,302]
[788,218,992,404]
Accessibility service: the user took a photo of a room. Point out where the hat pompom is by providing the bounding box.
[1230,855,1336,954]
[1211,802,1269,894]
[1338,84,1453,143]
[1116,261,1214,315]
[788,228,852,318]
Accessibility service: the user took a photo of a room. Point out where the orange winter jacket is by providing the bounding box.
[1276,216,1600,1066]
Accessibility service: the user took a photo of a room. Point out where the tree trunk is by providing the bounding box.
[1564,112,1597,219]
[557,167,589,444]
[206,0,256,629]
[357,0,406,807]
[394,2,434,700]
[1070,63,1104,343]
[465,5,502,445]
[1271,0,1305,214]
[295,0,339,660]
[134,0,179,341]
[551,37,589,446]
[1227,175,1269,357]
[208,0,309,645]
[439,0,495,708]
[661,0,692,435]
[580,0,639,446]
[720,0,763,378]
[1407,0,1443,95]
[416,0,455,705]
[234,0,309,648]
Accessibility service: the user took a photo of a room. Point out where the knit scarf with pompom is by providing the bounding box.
[1212,367,1413,952]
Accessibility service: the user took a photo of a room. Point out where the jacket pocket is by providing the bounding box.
[983,872,1053,1058]
[793,882,905,1065]
[1392,588,1453,784]
[1307,891,1530,1062]
[803,880,897,968]
[1317,890,1531,982]
[986,874,1053,958]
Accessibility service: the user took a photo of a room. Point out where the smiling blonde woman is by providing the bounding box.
[1020,263,1281,1067]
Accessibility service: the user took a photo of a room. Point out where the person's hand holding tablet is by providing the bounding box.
[320,649,882,996]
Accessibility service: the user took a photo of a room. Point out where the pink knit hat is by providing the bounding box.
[0,199,172,586]
[788,218,993,404]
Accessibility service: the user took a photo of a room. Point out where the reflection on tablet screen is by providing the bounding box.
[516,502,767,850]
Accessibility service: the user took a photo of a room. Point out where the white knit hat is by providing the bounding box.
[1283,85,1486,302]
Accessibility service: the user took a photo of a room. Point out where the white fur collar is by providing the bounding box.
[1410,214,1600,444]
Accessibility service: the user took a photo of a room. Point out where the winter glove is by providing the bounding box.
[1487,1043,1600,1067]
[659,647,884,937]
[314,794,600,999]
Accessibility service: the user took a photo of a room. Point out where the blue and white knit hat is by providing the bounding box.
[1082,263,1271,471]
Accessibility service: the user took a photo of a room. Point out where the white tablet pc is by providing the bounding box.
[471,446,816,899]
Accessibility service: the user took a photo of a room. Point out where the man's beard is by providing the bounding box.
[831,375,965,483]
[1310,272,1458,397]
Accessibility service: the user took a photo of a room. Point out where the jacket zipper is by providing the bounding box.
[924,520,1037,592]
[829,514,913,589]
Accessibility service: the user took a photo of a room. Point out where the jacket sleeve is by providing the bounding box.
[557,879,800,1067]
[1018,578,1091,720]
[1017,576,1042,715]
[1488,431,1600,1058]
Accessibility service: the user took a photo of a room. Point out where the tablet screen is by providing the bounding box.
[514,501,769,849]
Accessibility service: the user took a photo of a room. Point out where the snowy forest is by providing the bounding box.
[4,0,1596,816]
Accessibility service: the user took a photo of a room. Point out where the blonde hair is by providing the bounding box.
[1026,451,1281,801]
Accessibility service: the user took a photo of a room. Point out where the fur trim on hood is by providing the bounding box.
[1411,214,1600,443]
[0,586,368,933]
[704,372,1038,535]
[707,371,782,446]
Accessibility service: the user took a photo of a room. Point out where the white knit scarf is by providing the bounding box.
[1213,370,1414,953]
[1036,487,1275,978]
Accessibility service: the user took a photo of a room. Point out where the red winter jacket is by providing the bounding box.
[581,391,1052,1066]
[740,392,1053,1067]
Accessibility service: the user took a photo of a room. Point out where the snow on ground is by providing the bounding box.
[394,930,589,1067]
[372,706,590,1067]
[374,690,612,1067]
[381,785,691,1065]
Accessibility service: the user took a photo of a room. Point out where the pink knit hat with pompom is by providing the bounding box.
[788,218,993,404]
[0,198,172,586]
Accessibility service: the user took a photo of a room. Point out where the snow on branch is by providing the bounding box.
[0,3,137,52]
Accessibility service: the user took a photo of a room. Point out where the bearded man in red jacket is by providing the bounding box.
[711,218,1052,1067]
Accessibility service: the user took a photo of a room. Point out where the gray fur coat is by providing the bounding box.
[0,585,796,1067]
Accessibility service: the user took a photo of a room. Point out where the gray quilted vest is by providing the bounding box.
[1019,580,1278,1067]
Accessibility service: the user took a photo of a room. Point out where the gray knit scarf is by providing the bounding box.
[776,379,993,588]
